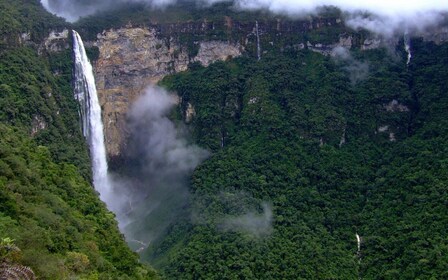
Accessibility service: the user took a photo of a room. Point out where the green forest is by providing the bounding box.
[0,0,156,279]
[147,41,448,279]
[1,0,448,279]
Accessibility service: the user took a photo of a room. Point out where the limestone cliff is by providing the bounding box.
[88,18,448,160]
[93,27,242,159]
[93,18,348,159]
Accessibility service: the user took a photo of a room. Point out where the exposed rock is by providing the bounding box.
[377,125,396,141]
[421,27,448,44]
[31,115,47,136]
[378,125,389,133]
[389,132,396,142]
[248,97,259,105]
[94,27,243,158]
[40,29,69,53]
[91,20,447,159]
[384,99,409,112]
[95,27,190,157]
[308,35,353,56]
[361,38,382,50]
[194,41,242,66]
[185,102,196,123]
[19,32,31,44]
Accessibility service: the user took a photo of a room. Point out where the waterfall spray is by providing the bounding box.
[72,30,112,206]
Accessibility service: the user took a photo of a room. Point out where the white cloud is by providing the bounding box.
[41,0,448,37]
[232,0,448,35]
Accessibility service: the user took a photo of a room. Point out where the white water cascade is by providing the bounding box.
[356,233,362,279]
[356,233,361,259]
[404,32,412,65]
[72,30,112,206]
[255,20,261,61]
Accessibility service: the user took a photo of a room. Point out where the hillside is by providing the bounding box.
[1,0,448,279]
[0,0,157,278]
[139,39,448,279]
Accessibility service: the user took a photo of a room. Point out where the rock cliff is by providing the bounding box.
[93,18,347,159]
[93,26,242,158]
[77,18,446,160]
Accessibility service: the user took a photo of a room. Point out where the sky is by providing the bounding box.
[41,0,448,36]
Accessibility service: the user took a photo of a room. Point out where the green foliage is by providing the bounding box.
[0,44,91,179]
[0,125,156,279]
[0,0,67,47]
[0,1,159,278]
[149,41,448,279]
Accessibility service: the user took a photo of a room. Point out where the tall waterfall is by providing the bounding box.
[72,30,112,205]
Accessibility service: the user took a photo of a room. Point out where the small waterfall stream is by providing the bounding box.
[356,233,362,279]
[404,32,412,65]
[255,20,261,60]
[72,30,112,205]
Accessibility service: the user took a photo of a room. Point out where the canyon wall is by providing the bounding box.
[92,18,347,160]
[57,17,445,160]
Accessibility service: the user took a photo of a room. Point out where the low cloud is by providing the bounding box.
[221,202,273,238]
[191,190,274,238]
[332,46,369,85]
[109,86,209,246]
[42,0,448,37]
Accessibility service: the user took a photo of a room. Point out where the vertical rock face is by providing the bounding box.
[92,19,347,159]
[194,41,242,66]
[91,19,448,159]
[94,27,189,158]
[39,29,70,53]
[94,27,242,159]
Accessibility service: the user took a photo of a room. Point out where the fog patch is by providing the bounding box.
[220,202,273,238]
[41,0,448,38]
[191,190,274,238]
[108,86,209,249]
[41,0,177,22]
[332,46,369,85]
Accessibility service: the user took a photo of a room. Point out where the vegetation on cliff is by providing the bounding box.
[2,0,448,279]
[146,40,448,279]
[0,0,157,278]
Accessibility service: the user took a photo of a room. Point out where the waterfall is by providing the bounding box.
[356,233,361,258]
[404,32,412,65]
[72,30,112,205]
[255,21,261,61]
[356,233,362,279]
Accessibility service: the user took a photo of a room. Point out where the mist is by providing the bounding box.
[221,202,273,238]
[42,0,448,36]
[107,86,209,250]
[332,46,369,85]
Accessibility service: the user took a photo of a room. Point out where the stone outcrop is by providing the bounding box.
[84,18,448,159]
[94,27,187,158]
[94,27,241,158]
[306,35,354,55]
[31,115,47,136]
[39,29,69,54]
[194,41,242,66]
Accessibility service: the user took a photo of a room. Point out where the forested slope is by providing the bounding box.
[0,0,157,278]
[147,40,448,279]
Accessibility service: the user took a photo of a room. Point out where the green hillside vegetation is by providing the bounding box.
[0,124,155,279]
[1,0,447,279]
[73,1,342,42]
[0,0,157,278]
[0,0,67,47]
[146,40,448,279]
